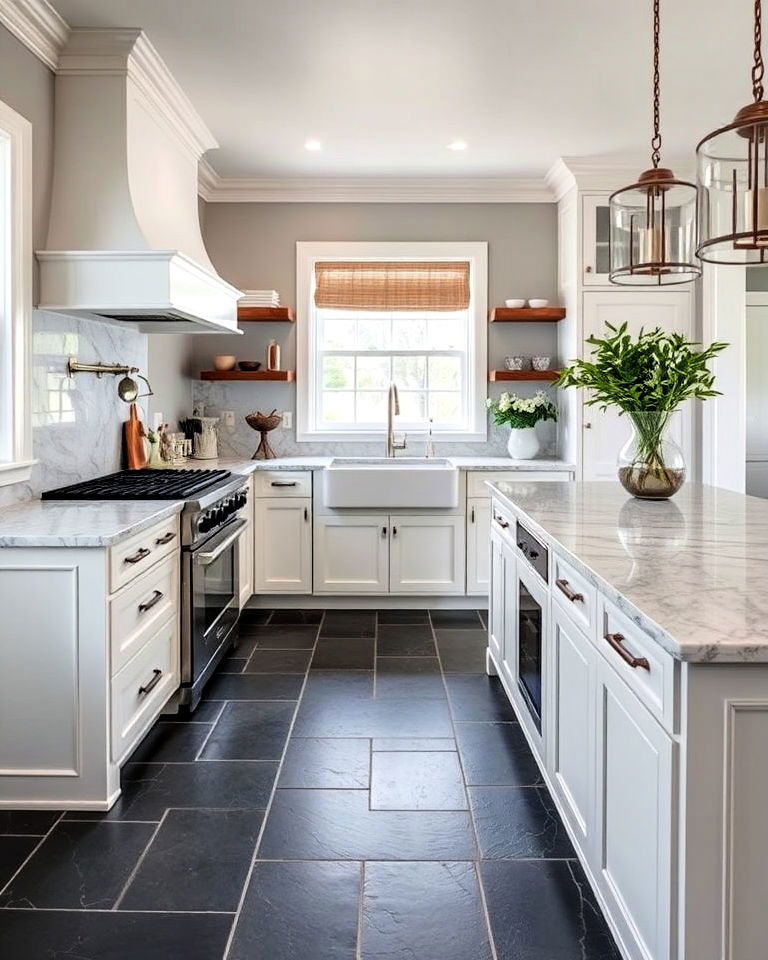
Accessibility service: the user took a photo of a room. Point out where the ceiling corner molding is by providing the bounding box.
[196,173,554,204]
[547,156,650,199]
[0,0,69,71]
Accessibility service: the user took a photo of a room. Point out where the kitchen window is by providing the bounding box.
[296,242,487,442]
[0,98,33,487]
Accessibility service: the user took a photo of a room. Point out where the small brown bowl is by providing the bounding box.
[238,361,262,371]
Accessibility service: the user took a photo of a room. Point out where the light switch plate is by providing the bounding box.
[223,410,235,427]
[282,411,293,429]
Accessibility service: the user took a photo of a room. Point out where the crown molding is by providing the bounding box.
[0,0,69,71]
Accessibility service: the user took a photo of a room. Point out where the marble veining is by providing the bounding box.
[489,481,768,663]
[208,456,574,474]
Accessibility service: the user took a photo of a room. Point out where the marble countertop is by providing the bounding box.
[488,480,768,663]
[207,456,575,473]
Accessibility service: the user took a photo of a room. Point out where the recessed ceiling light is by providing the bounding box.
[305,139,322,152]
[448,139,467,151]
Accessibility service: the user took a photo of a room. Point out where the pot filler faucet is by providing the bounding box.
[386,383,408,458]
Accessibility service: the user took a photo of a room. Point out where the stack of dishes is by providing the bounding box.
[239,289,281,307]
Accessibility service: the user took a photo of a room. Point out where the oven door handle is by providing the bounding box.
[194,519,247,565]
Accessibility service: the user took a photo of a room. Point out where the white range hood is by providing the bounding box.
[37,29,241,334]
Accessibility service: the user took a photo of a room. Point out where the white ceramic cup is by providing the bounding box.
[213,355,237,371]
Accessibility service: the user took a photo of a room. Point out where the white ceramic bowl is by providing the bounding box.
[213,355,237,371]
[504,298,526,308]
[532,356,551,371]
[504,356,530,371]
[528,298,549,308]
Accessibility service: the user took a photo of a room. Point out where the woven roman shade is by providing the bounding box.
[314,261,470,312]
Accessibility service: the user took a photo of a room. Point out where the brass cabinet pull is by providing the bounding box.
[138,668,162,696]
[556,578,584,603]
[155,532,175,545]
[604,632,651,671]
[124,547,151,565]
[494,515,509,529]
[138,590,163,613]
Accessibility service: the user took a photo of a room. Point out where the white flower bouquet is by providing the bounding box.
[486,390,557,429]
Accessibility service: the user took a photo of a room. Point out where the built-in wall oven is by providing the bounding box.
[515,521,549,734]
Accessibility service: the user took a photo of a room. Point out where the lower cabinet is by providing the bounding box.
[313,515,389,594]
[254,498,312,594]
[238,477,254,607]
[488,532,505,663]
[467,498,491,594]
[389,515,465,594]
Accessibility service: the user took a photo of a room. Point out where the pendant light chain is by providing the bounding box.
[651,0,661,168]
[753,0,765,102]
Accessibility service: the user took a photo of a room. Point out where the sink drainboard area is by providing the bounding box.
[0,608,620,960]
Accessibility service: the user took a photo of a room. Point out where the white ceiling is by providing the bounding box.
[50,0,756,180]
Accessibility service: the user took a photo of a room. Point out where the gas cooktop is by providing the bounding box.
[42,469,233,501]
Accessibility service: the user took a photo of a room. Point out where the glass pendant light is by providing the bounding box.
[609,0,700,285]
[697,0,768,263]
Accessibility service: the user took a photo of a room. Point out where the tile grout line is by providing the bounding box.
[220,612,324,960]
[111,809,170,911]
[355,859,365,959]
[0,811,66,902]
[193,703,229,760]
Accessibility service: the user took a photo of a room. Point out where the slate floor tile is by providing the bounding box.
[362,861,493,960]
[0,836,39,890]
[375,657,445,698]
[0,811,61,836]
[245,649,312,673]
[200,701,295,760]
[456,722,543,786]
[435,629,489,673]
[312,637,375,669]
[269,608,324,624]
[237,624,319,648]
[372,738,456,752]
[229,860,360,960]
[279,737,371,788]
[259,789,476,860]
[481,859,622,959]
[157,700,224,724]
[303,669,375,700]
[377,608,430,624]
[219,655,248,673]
[119,809,263,912]
[240,608,273,625]
[430,609,484,628]
[293,697,454,739]
[470,786,576,859]
[376,625,436,657]
[320,610,376,637]
[370,752,467,810]
[202,672,303,701]
[128,721,213,763]
[0,821,155,908]
[0,910,233,960]
[445,675,516,721]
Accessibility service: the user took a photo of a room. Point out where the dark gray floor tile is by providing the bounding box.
[470,786,576,859]
[237,624,319,648]
[375,657,445,698]
[293,697,454,738]
[203,672,303,700]
[0,811,61,836]
[362,861,493,960]
[435,629,489,673]
[240,607,273,625]
[477,609,489,628]
[303,669,374,701]
[0,821,155,908]
[270,608,324,624]
[279,738,370,788]
[0,836,38,890]
[244,649,312,673]
[456,722,543,786]
[376,625,436,657]
[259,789,476,860]
[430,609,484,628]
[312,637,375,669]
[0,910,233,960]
[371,752,467,810]
[119,809,263,912]
[219,655,248,673]
[128,721,213,763]
[377,608,430,624]
[481,859,621,960]
[158,700,224,724]
[445,675,515,721]
[229,860,360,960]
[200,701,295,760]
[320,610,376,637]
[372,738,456,752]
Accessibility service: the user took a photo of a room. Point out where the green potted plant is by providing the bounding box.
[486,390,558,460]
[556,322,727,499]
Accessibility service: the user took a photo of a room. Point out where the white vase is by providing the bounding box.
[507,427,540,460]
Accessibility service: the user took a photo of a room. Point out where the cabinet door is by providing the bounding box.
[582,290,693,480]
[314,515,389,594]
[549,606,596,856]
[500,539,517,686]
[595,656,674,960]
[238,480,254,608]
[389,515,465,594]
[582,194,612,285]
[488,531,505,664]
[467,498,492,595]
[253,498,312,594]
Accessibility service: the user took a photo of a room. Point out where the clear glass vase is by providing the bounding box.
[617,411,686,500]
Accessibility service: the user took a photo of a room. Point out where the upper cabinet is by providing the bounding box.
[581,195,612,285]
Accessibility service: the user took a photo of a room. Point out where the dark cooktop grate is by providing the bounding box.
[41,469,232,500]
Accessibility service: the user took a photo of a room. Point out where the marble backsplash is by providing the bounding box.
[0,311,149,508]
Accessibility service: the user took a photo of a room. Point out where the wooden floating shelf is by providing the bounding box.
[489,370,561,382]
[200,370,295,382]
[237,306,295,322]
[489,307,566,323]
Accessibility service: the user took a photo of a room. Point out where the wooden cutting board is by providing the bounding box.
[123,404,147,469]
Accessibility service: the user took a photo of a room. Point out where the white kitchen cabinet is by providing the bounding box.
[254,498,312,594]
[389,515,465,594]
[594,654,675,960]
[488,531,504,664]
[581,194,612,285]
[313,514,389,594]
[238,476,254,607]
[500,537,517,686]
[467,498,491,594]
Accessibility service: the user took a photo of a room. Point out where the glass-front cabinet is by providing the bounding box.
[582,194,611,285]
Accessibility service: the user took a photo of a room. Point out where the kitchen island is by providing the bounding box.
[486,480,768,960]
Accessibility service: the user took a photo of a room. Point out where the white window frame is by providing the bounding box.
[0,97,33,487]
[296,241,488,442]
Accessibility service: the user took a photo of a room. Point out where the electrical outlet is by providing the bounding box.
[281,411,293,430]
[223,410,235,427]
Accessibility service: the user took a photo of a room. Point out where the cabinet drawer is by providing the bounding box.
[253,471,312,498]
[111,617,179,763]
[109,517,179,593]
[489,499,515,545]
[599,597,676,732]
[553,552,597,639]
[468,471,567,498]
[110,555,178,676]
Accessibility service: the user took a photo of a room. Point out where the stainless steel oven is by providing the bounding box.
[515,521,548,734]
